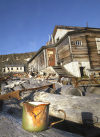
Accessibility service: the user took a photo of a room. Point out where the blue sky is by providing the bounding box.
[0,0,100,54]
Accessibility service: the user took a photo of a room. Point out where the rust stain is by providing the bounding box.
[24,102,48,128]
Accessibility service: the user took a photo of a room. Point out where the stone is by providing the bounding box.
[61,85,82,96]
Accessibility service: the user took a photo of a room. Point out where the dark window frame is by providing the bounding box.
[75,40,82,46]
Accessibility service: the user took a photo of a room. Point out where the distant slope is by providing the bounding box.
[0,52,36,73]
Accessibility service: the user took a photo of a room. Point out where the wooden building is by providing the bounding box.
[28,45,56,72]
[55,27,100,77]
[28,26,100,77]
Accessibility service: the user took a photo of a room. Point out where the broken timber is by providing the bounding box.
[0,83,55,100]
[34,92,100,128]
[71,77,100,94]
[72,77,100,87]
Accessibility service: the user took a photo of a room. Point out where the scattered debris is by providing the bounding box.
[0,73,100,137]
[0,83,55,100]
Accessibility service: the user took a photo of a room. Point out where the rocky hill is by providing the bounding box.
[0,52,36,74]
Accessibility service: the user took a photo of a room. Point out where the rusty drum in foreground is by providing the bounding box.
[22,102,50,132]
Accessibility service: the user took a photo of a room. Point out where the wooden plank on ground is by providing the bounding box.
[34,92,100,128]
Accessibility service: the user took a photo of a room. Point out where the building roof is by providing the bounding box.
[4,64,24,67]
[52,25,100,38]
[54,27,100,47]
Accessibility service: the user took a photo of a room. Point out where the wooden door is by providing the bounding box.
[47,48,55,66]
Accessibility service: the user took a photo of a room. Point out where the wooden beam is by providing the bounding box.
[34,91,100,128]
[0,83,55,100]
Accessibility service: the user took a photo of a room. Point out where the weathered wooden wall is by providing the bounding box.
[57,37,72,65]
[56,33,90,65]
[56,31,100,66]
[86,32,100,69]
[70,34,89,62]
[28,50,46,72]
[55,31,100,77]
[38,50,46,71]
[56,31,100,75]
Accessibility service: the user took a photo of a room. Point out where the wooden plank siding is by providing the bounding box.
[86,34,100,69]
[70,35,90,62]
[30,50,46,72]
[55,31,100,71]
[57,37,72,65]
[38,50,45,70]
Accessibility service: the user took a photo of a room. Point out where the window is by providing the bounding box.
[17,68,19,70]
[80,67,85,77]
[20,67,22,70]
[75,40,82,46]
[8,68,9,70]
[95,38,100,54]
[11,68,13,70]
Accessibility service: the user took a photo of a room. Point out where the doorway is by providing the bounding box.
[80,67,85,77]
[47,48,55,66]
